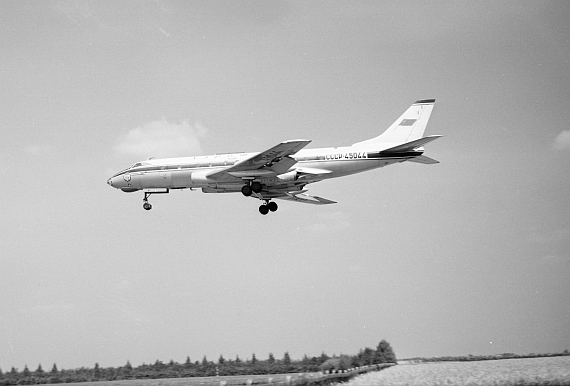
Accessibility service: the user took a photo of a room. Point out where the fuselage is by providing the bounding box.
[107,145,421,193]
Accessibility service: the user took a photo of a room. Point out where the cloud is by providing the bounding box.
[553,130,570,151]
[24,144,51,155]
[114,118,207,158]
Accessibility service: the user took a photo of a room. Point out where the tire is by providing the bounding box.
[259,205,269,215]
[251,181,262,193]
[267,201,278,212]
[143,203,152,210]
[241,185,253,196]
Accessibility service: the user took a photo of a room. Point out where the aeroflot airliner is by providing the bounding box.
[107,99,441,215]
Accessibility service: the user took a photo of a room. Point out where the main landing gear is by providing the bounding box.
[240,181,278,215]
[259,200,278,215]
[241,181,262,197]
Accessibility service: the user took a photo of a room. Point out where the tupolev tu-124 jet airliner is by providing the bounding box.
[107,99,441,215]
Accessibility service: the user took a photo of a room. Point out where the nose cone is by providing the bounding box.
[107,173,140,192]
[107,175,125,189]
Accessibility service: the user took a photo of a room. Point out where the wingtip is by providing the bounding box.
[414,99,436,104]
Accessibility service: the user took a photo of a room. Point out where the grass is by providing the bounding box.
[344,356,570,386]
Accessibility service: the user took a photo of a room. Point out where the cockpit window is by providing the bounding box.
[130,162,143,169]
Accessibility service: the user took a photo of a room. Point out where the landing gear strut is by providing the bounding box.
[258,200,278,215]
[140,188,169,211]
[143,192,152,210]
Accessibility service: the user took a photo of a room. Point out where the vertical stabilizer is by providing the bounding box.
[353,99,436,147]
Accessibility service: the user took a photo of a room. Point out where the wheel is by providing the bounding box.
[251,181,262,193]
[267,201,278,212]
[241,185,253,196]
[143,202,152,210]
[259,205,269,215]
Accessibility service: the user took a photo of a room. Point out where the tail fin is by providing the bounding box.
[352,99,436,147]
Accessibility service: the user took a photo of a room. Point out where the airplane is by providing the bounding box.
[107,99,441,215]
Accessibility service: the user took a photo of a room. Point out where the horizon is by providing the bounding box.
[5,349,569,373]
[3,347,569,372]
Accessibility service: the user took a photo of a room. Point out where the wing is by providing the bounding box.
[207,139,311,180]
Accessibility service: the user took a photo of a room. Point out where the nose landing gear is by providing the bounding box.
[139,189,169,211]
[258,200,278,215]
[143,192,152,210]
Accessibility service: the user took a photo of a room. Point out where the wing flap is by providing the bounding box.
[276,191,337,205]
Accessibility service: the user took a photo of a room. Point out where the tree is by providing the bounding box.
[251,354,257,365]
[22,365,30,377]
[375,340,396,363]
[300,355,310,371]
[218,355,225,365]
[35,364,44,375]
[93,363,101,380]
[320,357,339,372]
[319,352,329,364]
[283,352,291,366]
[363,347,375,365]
[267,353,275,364]
[119,361,132,379]
[51,364,59,374]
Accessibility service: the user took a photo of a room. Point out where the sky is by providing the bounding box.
[1,0,570,372]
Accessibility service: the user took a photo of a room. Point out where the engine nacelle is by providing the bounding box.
[190,170,212,186]
[277,170,298,182]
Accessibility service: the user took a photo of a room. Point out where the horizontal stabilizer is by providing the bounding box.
[381,135,442,154]
[408,155,439,164]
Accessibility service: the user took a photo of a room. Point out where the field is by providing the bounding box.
[345,356,570,386]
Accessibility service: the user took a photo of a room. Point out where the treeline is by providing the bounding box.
[406,350,570,363]
[0,340,396,385]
